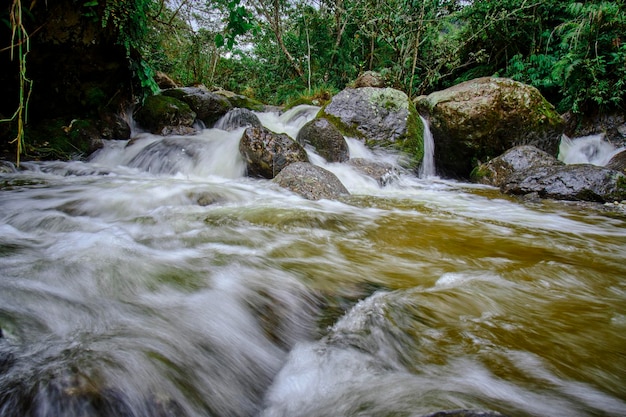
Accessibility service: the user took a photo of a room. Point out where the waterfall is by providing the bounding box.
[419,115,436,178]
[558,134,624,166]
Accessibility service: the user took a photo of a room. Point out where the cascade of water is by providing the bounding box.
[558,134,624,166]
[3,105,626,417]
[419,115,436,178]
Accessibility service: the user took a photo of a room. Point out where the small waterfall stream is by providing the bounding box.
[1,107,626,417]
[419,115,436,178]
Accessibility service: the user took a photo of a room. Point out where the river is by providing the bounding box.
[0,107,625,417]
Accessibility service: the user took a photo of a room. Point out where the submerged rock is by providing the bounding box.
[162,86,232,126]
[297,118,349,163]
[502,164,626,203]
[472,145,562,187]
[214,108,262,131]
[320,87,424,167]
[347,158,399,186]
[134,95,197,135]
[415,77,564,179]
[239,126,309,178]
[273,162,349,200]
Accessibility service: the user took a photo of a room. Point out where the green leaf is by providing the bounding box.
[215,33,225,48]
[84,0,99,7]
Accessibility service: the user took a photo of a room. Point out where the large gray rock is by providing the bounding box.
[320,87,423,166]
[239,126,309,179]
[297,118,349,163]
[472,145,562,187]
[273,162,349,200]
[134,95,197,135]
[415,77,564,179]
[162,86,232,126]
[502,164,626,202]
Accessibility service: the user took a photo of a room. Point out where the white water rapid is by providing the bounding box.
[559,133,624,166]
[1,107,625,417]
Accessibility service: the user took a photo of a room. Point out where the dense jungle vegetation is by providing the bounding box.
[2,0,625,163]
[140,0,625,114]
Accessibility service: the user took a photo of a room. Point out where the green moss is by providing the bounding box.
[470,164,492,182]
[397,102,424,169]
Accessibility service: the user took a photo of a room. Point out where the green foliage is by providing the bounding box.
[88,0,160,97]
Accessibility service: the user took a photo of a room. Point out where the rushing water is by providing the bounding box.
[1,107,626,417]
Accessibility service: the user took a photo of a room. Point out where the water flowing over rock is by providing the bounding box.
[502,164,626,202]
[320,87,424,166]
[347,158,399,186]
[472,145,562,187]
[239,126,309,178]
[296,118,349,163]
[415,77,564,179]
[563,110,626,148]
[162,86,232,126]
[273,162,349,200]
[214,108,262,131]
[134,95,197,135]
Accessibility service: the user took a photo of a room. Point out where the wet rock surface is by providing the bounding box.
[297,118,349,163]
[162,86,232,126]
[273,162,349,200]
[239,126,309,178]
[472,145,562,187]
[416,77,564,179]
[502,163,626,203]
[134,95,197,135]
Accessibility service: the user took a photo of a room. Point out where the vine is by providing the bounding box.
[1,0,33,166]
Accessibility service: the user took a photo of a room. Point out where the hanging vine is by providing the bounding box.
[1,0,33,166]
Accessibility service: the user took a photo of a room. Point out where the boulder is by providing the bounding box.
[502,164,626,202]
[347,158,399,186]
[134,95,197,135]
[296,118,349,162]
[415,77,564,179]
[214,108,262,131]
[607,150,626,173]
[162,86,232,126]
[320,87,424,167]
[471,145,562,187]
[353,71,387,88]
[213,88,266,112]
[239,126,309,178]
[154,71,179,89]
[273,162,349,200]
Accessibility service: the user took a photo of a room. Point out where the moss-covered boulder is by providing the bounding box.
[320,87,424,168]
[296,118,349,163]
[134,95,197,135]
[213,88,266,112]
[162,86,232,127]
[415,77,564,179]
